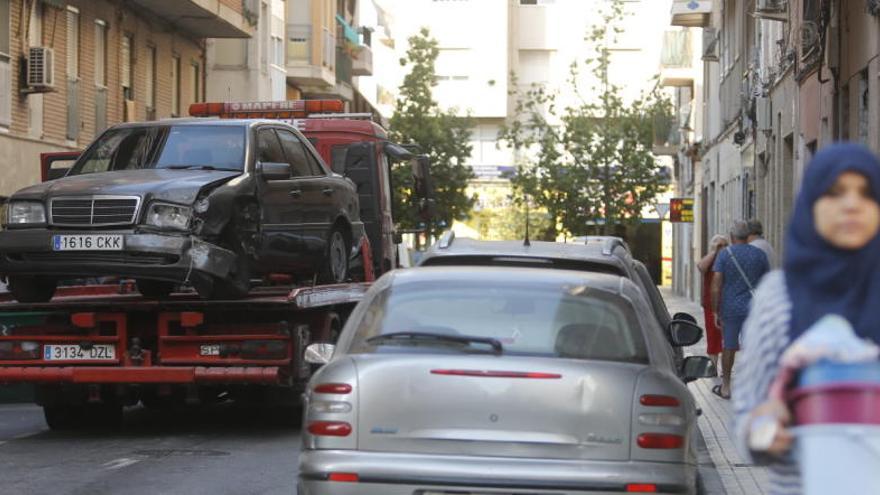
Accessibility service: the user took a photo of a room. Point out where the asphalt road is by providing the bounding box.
[0,403,302,495]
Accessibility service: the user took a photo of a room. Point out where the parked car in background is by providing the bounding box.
[299,266,715,495]
[419,234,692,371]
[0,119,363,301]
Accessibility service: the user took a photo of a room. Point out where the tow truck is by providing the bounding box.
[0,100,433,428]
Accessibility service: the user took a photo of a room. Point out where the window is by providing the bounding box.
[277,130,323,176]
[0,0,11,127]
[94,20,107,86]
[66,7,79,80]
[271,35,284,66]
[121,34,133,100]
[347,283,648,364]
[171,56,180,116]
[145,46,156,116]
[256,128,286,165]
[191,62,200,103]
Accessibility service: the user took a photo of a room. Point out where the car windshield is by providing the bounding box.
[347,282,648,363]
[69,125,246,175]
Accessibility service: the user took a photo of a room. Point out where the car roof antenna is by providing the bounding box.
[523,194,531,247]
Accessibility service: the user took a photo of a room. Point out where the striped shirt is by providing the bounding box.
[733,270,802,494]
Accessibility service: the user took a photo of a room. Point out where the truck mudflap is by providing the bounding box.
[0,366,281,384]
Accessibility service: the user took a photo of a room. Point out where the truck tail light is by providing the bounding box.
[313,383,352,394]
[0,341,40,360]
[637,433,683,449]
[240,340,287,359]
[307,421,352,437]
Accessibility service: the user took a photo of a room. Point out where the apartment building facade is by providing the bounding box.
[669,0,880,301]
[0,0,252,196]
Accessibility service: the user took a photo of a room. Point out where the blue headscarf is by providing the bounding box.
[785,143,880,342]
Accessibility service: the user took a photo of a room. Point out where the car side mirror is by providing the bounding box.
[672,312,697,324]
[680,356,717,383]
[304,343,335,365]
[256,162,291,181]
[668,319,703,347]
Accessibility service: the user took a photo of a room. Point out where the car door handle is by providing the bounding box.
[289,189,303,198]
[322,187,335,196]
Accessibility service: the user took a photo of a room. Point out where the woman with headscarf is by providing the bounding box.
[734,143,880,493]
[698,234,729,371]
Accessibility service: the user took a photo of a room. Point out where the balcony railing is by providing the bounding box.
[652,111,682,156]
[660,31,693,69]
[336,47,352,85]
[287,23,312,64]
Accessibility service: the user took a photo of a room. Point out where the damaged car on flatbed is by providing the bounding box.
[0,119,364,302]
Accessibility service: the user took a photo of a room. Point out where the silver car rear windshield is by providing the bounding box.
[69,125,246,175]
[348,283,649,364]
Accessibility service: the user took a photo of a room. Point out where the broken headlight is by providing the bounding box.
[145,202,192,231]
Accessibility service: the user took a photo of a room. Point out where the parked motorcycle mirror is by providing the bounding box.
[667,319,703,347]
[304,343,335,365]
[680,356,717,383]
[256,162,291,181]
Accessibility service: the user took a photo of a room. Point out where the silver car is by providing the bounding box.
[298,266,714,495]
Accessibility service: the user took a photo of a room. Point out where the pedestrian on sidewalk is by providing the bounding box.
[733,143,880,494]
[697,234,729,371]
[711,220,770,400]
[748,219,777,268]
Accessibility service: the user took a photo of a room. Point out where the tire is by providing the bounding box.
[8,276,57,303]
[43,405,84,430]
[136,279,175,299]
[318,227,350,284]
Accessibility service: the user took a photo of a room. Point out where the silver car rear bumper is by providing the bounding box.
[298,449,695,495]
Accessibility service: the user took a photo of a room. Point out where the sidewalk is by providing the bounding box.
[660,288,769,495]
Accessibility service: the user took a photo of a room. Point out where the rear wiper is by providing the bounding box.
[164,165,239,171]
[366,332,503,355]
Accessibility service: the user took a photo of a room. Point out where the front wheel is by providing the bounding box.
[8,276,57,303]
[318,228,350,284]
[43,405,84,430]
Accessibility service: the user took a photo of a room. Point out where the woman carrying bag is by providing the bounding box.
[734,143,880,493]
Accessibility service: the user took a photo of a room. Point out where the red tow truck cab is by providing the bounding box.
[3,100,432,428]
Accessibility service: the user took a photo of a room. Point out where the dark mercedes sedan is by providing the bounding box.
[0,119,363,301]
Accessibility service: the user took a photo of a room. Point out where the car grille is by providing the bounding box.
[50,197,140,227]
[15,252,178,266]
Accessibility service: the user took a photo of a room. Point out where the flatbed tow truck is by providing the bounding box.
[0,100,432,428]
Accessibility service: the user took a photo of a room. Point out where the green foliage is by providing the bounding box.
[498,0,672,238]
[389,27,476,239]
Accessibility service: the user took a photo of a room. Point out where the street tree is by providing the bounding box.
[389,27,476,242]
[499,0,671,238]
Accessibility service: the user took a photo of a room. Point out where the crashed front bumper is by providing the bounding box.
[0,229,236,288]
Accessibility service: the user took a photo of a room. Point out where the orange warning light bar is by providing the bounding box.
[188,100,344,119]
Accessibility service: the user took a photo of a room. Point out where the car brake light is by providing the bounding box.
[637,433,683,449]
[626,483,658,493]
[307,421,352,437]
[431,369,562,379]
[328,472,359,482]
[314,383,352,394]
[639,395,680,407]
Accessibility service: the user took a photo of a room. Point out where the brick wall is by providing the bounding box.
[5,1,207,148]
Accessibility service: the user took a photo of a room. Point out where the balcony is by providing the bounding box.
[286,24,336,92]
[659,31,695,87]
[336,15,373,77]
[351,45,373,76]
[671,0,712,28]
[129,0,253,38]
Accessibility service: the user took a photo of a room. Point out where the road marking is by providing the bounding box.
[102,458,141,470]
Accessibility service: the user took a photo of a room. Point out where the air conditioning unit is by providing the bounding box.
[702,28,719,62]
[755,0,788,21]
[26,47,55,90]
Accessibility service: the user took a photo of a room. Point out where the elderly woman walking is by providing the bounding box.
[734,143,880,493]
